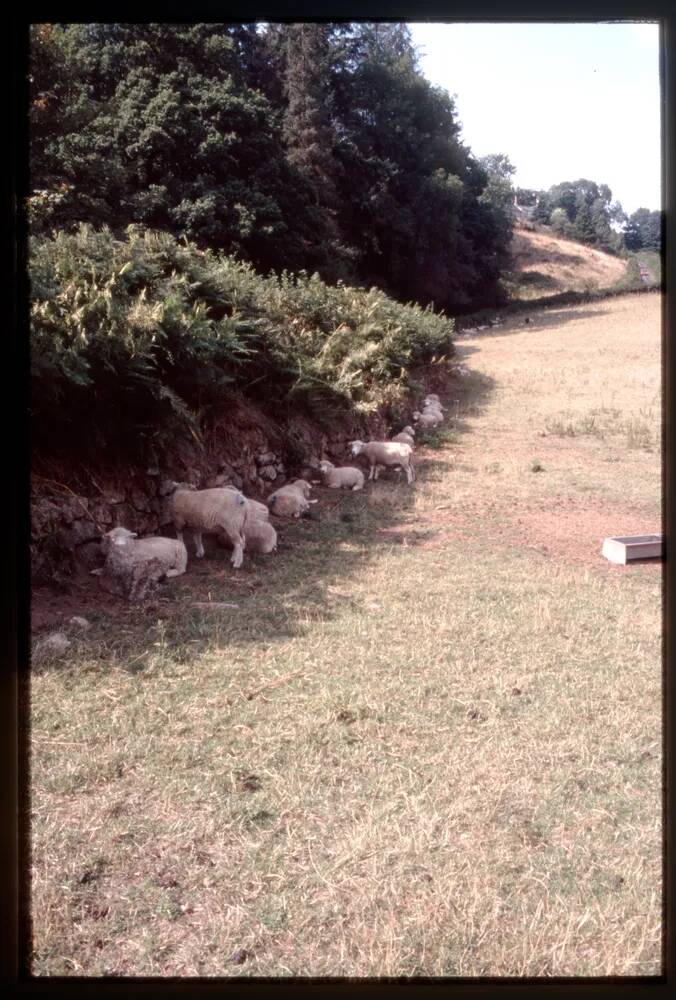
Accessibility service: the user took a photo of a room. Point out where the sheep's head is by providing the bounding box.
[170,480,197,494]
[402,426,415,436]
[412,413,421,421]
[292,479,312,498]
[319,460,334,474]
[105,526,137,548]
[350,440,365,456]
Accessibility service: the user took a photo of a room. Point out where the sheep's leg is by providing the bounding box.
[166,545,188,578]
[352,483,361,491]
[193,531,205,558]
[368,462,376,481]
[231,535,245,569]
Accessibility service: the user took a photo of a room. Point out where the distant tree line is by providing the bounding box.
[29,22,517,314]
[514,179,661,256]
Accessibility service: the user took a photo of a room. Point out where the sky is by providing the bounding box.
[409,22,661,216]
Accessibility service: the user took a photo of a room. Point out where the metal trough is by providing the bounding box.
[601,534,664,564]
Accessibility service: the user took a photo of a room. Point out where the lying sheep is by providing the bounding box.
[268,479,314,517]
[170,485,248,568]
[318,460,365,491]
[350,440,415,484]
[391,426,416,447]
[423,400,444,416]
[223,486,270,521]
[219,513,277,555]
[91,526,188,602]
[413,410,442,429]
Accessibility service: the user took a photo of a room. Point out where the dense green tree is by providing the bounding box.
[623,208,662,252]
[30,21,514,313]
[29,23,332,274]
[324,23,510,311]
[531,178,625,253]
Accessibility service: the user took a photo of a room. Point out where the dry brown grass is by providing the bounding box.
[30,293,662,978]
[508,228,629,299]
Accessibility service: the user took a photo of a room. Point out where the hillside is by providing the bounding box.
[506,225,629,300]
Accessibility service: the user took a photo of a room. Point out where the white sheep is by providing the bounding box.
[350,440,415,484]
[223,486,270,521]
[413,410,442,429]
[170,485,248,568]
[422,401,444,416]
[216,491,276,554]
[318,460,365,491]
[267,479,314,517]
[424,393,441,403]
[391,426,416,447]
[91,526,188,602]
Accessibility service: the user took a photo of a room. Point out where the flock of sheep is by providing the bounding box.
[91,394,446,602]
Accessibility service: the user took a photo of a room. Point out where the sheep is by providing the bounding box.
[350,440,415,484]
[219,510,277,555]
[424,394,442,404]
[91,526,188,602]
[268,479,314,517]
[391,426,416,447]
[413,410,442,430]
[170,485,248,568]
[422,400,445,415]
[318,460,365,491]
[242,496,276,553]
[244,518,277,554]
[223,486,270,521]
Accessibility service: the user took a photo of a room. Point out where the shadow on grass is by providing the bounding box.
[457,308,609,345]
[32,367,497,670]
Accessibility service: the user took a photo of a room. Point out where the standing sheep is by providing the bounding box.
[318,460,365,491]
[170,485,248,568]
[350,441,415,484]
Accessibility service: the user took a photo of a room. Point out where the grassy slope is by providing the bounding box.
[506,226,629,301]
[30,293,662,977]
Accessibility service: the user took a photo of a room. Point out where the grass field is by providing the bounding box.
[30,292,663,977]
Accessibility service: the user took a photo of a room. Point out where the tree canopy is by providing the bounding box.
[29,21,514,314]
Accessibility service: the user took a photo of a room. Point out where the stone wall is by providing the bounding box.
[31,397,388,587]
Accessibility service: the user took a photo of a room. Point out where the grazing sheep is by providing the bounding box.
[91,526,188,602]
[268,479,314,517]
[350,440,415,484]
[413,410,442,429]
[391,426,416,447]
[318,460,365,491]
[170,485,248,568]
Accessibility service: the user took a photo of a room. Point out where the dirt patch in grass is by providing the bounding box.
[504,497,662,568]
